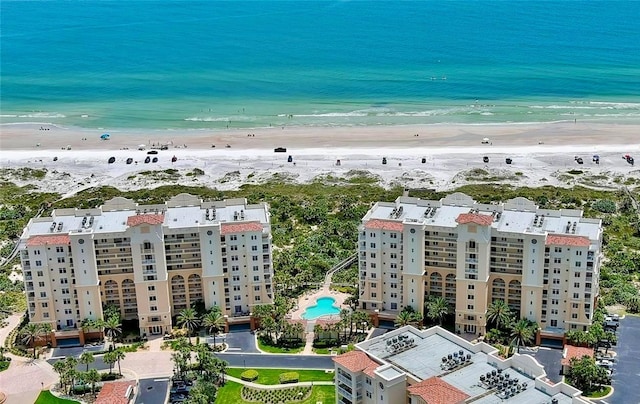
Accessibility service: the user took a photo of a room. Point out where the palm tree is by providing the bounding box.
[202,309,225,347]
[85,368,101,395]
[426,297,449,326]
[63,356,78,395]
[113,349,126,375]
[260,316,277,344]
[177,308,201,343]
[510,319,535,353]
[79,351,95,372]
[21,323,44,357]
[395,310,415,327]
[53,360,68,391]
[102,316,122,342]
[352,311,370,334]
[104,351,117,374]
[487,300,512,331]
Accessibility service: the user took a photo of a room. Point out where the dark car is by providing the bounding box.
[483,156,489,163]
[144,156,151,163]
[421,157,426,163]
[382,157,387,165]
[152,157,158,163]
[505,158,512,164]
[108,157,116,164]
[126,158,133,164]
[147,150,158,155]
[274,147,287,153]
[53,156,58,162]
[287,155,293,163]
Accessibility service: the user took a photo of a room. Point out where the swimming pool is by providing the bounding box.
[301,297,341,320]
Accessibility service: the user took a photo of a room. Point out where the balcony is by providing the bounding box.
[337,373,352,385]
[337,386,353,399]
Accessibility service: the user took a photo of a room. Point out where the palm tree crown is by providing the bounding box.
[487,300,512,331]
[510,318,536,353]
[102,316,122,341]
[426,297,449,326]
[177,308,201,337]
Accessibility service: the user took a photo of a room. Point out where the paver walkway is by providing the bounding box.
[225,374,334,389]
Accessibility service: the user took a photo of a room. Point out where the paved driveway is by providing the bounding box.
[135,377,169,404]
[217,353,334,369]
[51,343,105,359]
[221,331,259,354]
[522,347,563,383]
[603,316,640,404]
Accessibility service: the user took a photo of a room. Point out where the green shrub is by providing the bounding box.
[592,199,617,213]
[100,373,122,381]
[241,369,259,382]
[279,371,299,384]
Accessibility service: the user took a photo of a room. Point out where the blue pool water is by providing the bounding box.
[301,297,340,320]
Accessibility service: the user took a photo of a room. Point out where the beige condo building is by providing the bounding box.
[19,194,274,345]
[358,193,602,343]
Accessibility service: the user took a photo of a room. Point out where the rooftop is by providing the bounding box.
[333,350,380,374]
[95,380,136,404]
[363,194,601,243]
[349,326,585,404]
[561,345,594,366]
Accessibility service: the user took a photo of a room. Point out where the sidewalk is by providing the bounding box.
[225,374,334,389]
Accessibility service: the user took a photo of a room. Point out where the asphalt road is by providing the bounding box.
[523,347,563,383]
[135,377,170,404]
[601,316,640,404]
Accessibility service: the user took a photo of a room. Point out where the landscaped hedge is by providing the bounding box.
[279,372,299,384]
[241,369,259,382]
[100,373,123,381]
[313,340,339,348]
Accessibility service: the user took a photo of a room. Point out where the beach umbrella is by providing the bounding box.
[101,133,110,140]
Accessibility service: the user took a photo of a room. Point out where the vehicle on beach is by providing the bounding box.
[53,156,58,162]
[126,158,133,164]
[287,155,293,163]
[574,156,584,164]
[481,138,490,144]
[108,157,116,164]
[505,158,512,164]
[421,157,426,163]
[593,155,600,164]
[160,145,169,150]
[144,156,151,163]
[274,147,287,152]
[152,157,158,163]
[483,156,489,163]
[624,154,634,165]
[382,157,387,165]
[171,156,177,163]
[147,150,158,155]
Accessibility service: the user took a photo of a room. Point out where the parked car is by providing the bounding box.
[152,157,158,163]
[108,157,116,164]
[126,158,133,164]
[382,157,387,165]
[147,150,158,155]
[505,158,512,164]
[144,156,151,163]
[274,147,287,152]
[483,156,489,163]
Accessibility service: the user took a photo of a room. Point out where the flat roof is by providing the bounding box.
[355,326,578,403]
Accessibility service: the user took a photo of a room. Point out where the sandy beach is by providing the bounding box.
[1,122,639,196]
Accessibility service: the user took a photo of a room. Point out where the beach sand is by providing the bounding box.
[1,122,639,196]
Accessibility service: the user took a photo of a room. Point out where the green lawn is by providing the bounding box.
[226,368,334,384]
[34,390,80,404]
[0,360,10,372]
[584,386,612,398]
[312,347,335,355]
[215,381,335,404]
[257,339,304,354]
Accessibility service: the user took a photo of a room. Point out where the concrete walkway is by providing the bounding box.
[225,374,334,389]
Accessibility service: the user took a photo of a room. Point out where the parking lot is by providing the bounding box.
[599,315,640,404]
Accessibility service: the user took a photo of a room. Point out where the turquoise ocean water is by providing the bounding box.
[1,0,640,130]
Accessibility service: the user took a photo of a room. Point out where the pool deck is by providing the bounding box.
[289,287,349,323]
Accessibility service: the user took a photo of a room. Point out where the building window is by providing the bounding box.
[148,286,155,291]
[254,286,260,291]
[43,312,49,318]
[573,293,580,299]
[574,282,580,288]
[230,235,237,241]
[467,295,474,300]
[575,272,581,278]
[150,306,158,311]
[40,292,47,298]
[35,261,42,266]
[572,313,578,319]
[468,284,474,290]
[550,320,558,327]
[255,296,261,301]
[370,243,376,248]
[38,281,45,287]
[41,302,48,308]
[253,276,260,282]
[467,304,474,310]
[575,261,582,267]
[57,257,65,263]
[251,245,258,251]
[150,296,157,301]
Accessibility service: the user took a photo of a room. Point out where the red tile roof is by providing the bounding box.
[126,214,164,227]
[95,380,136,404]
[562,345,594,366]
[407,377,470,404]
[364,219,404,232]
[546,234,590,247]
[221,222,263,235]
[333,350,380,373]
[26,235,70,247]
[456,213,494,226]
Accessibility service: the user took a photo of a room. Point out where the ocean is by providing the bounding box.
[1,0,640,130]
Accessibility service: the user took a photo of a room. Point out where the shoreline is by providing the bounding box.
[1,121,638,197]
[1,121,640,152]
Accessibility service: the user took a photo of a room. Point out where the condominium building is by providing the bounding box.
[358,193,602,342]
[333,325,588,404]
[19,194,274,345]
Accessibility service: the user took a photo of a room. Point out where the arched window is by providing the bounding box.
[171,275,187,311]
[104,280,120,307]
[508,280,522,312]
[491,278,506,301]
[121,279,137,318]
[188,274,203,302]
